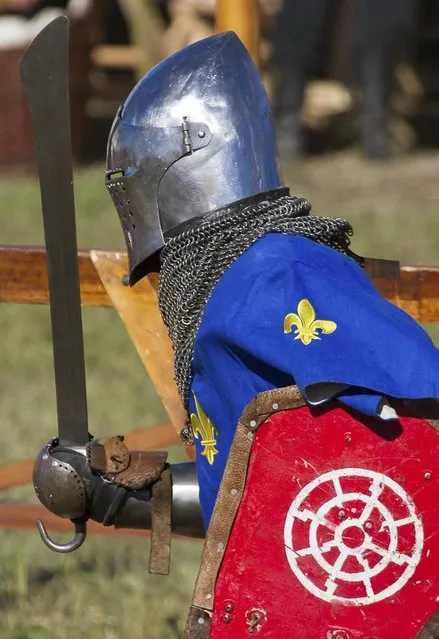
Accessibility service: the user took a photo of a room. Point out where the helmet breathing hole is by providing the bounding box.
[106,169,125,181]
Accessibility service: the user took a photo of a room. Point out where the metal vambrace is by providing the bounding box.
[32,436,204,572]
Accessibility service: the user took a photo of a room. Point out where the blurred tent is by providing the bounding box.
[0,0,92,169]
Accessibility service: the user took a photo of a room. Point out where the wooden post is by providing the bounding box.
[90,250,195,461]
[215,0,260,67]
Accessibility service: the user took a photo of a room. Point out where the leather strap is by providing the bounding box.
[191,385,305,612]
[182,607,212,639]
[86,435,130,473]
[417,610,439,639]
[87,435,168,490]
[149,465,172,575]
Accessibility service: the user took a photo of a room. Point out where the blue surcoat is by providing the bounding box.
[187,234,439,528]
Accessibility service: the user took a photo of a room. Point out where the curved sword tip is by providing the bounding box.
[20,15,70,80]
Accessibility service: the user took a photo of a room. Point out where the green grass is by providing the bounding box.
[1,152,439,638]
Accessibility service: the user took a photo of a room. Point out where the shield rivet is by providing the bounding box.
[222,613,231,623]
[272,403,279,410]
[231,488,237,496]
[225,604,233,613]
[197,618,205,625]
[217,542,225,551]
[249,420,257,429]
[338,509,346,520]
[198,130,206,138]
[425,472,432,480]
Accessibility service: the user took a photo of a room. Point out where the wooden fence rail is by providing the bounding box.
[3,246,439,321]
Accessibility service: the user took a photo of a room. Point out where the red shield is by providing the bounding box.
[207,401,439,638]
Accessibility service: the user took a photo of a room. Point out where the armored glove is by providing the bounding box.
[33,436,204,570]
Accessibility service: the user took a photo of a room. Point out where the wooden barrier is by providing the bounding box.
[3,246,439,323]
[0,503,187,541]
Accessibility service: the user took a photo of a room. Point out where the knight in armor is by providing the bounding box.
[33,31,439,636]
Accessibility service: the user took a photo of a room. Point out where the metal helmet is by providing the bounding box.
[105,31,283,284]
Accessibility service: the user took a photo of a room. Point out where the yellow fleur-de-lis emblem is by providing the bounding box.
[190,394,218,465]
[284,299,337,345]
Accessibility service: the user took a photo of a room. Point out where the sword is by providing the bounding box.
[21,16,89,551]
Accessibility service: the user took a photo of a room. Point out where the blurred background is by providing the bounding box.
[2,0,439,166]
[0,1,439,638]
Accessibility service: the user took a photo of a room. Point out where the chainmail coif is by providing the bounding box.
[158,192,355,432]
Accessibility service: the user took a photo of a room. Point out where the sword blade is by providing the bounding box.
[21,17,89,446]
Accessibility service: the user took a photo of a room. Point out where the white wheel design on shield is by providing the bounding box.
[283,468,423,605]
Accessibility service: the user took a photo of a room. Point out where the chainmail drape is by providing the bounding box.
[158,193,355,436]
